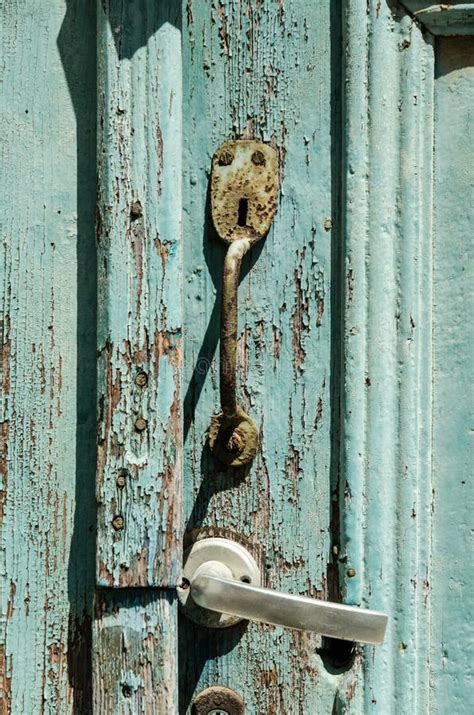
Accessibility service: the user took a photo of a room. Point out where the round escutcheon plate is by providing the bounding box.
[177,537,261,628]
[191,685,245,715]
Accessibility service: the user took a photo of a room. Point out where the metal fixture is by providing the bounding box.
[191,686,244,715]
[208,140,279,466]
[178,538,388,645]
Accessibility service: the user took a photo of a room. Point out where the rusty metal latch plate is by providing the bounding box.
[211,139,278,244]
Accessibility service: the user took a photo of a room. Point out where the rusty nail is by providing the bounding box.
[135,371,148,387]
[218,150,234,166]
[116,471,127,488]
[112,515,124,531]
[122,684,133,698]
[346,568,357,578]
[251,149,266,166]
[134,416,148,433]
[130,200,143,219]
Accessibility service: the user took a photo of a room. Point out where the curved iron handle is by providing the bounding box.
[208,140,279,466]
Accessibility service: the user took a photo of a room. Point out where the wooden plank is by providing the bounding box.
[96,1,183,588]
[341,2,435,711]
[1,1,97,711]
[180,2,341,711]
[430,36,474,712]
[93,590,178,713]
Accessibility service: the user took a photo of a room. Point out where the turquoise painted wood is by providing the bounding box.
[1,1,97,711]
[179,1,338,712]
[431,35,474,711]
[1,1,473,713]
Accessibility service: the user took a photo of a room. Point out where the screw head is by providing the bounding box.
[346,568,357,578]
[251,149,266,166]
[226,430,244,454]
[135,371,148,387]
[134,416,148,433]
[218,150,234,166]
[112,515,124,531]
[116,471,127,488]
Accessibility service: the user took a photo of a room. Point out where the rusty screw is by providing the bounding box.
[346,568,357,578]
[116,471,127,488]
[135,371,148,387]
[112,515,124,531]
[134,416,148,433]
[251,149,265,166]
[218,150,234,166]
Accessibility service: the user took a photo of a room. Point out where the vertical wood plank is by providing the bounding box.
[1,1,97,711]
[430,36,474,712]
[93,591,178,714]
[180,2,339,711]
[96,1,183,588]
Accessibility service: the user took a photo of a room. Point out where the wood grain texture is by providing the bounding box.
[93,590,178,714]
[1,1,97,711]
[340,2,436,711]
[179,1,345,712]
[96,1,183,588]
[430,36,474,712]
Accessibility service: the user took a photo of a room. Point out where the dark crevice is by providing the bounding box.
[323,0,357,675]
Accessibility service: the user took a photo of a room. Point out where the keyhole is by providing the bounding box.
[237,198,248,226]
[208,710,229,715]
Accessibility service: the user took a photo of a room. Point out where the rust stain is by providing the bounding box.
[316,295,324,327]
[272,324,282,361]
[1,337,11,394]
[0,645,11,714]
[154,236,171,272]
[291,266,309,373]
[0,420,9,521]
[217,1,230,56]
[6,581,15,620]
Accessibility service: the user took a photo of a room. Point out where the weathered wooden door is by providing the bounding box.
[1,1,472,713]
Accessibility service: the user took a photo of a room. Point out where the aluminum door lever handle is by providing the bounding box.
[178,538,388,645]
[192,573,387,645]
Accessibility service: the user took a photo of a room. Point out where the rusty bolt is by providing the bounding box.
[116,471,127,488]
[346,568,357,578]
[134,416,148,433]
[112,515,124,531]
[251,149,266,166]
[227,430,244,454]
[130,200,143,219]
[218,149,234,166]
[135,371,148,387]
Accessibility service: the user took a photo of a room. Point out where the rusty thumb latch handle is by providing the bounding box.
[208,140,279,466]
